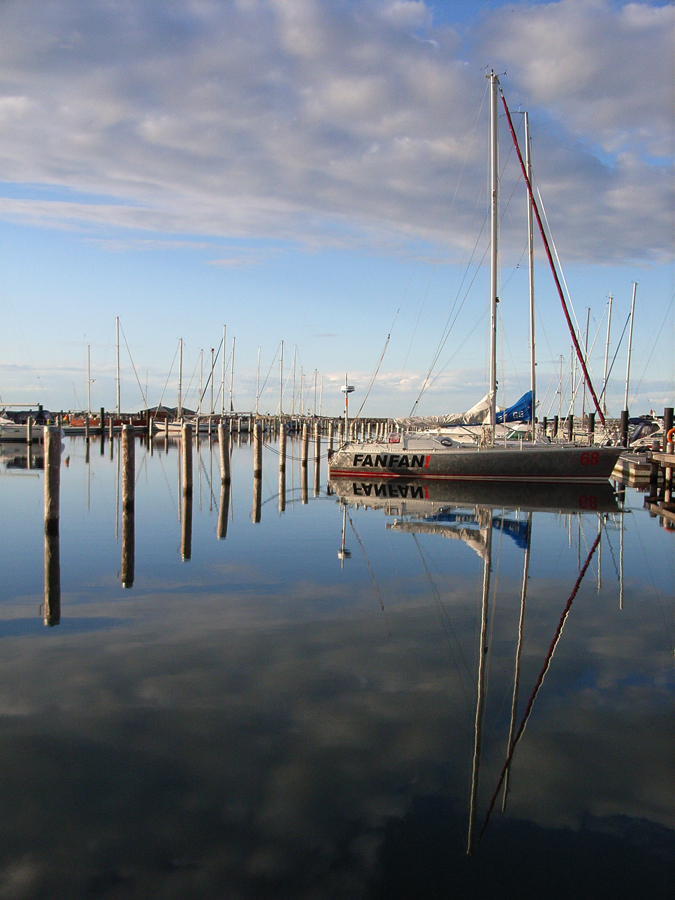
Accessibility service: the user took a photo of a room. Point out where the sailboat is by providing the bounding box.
[328,73,624,484]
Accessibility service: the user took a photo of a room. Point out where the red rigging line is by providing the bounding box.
[498,84,606,428]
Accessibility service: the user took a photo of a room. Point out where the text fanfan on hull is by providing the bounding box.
[329,72,623,484]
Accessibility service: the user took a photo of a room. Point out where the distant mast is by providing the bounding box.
[177,337,183,419]
[623,283,637,414]
[524,111,536,435]
[488,71,499,438]
[115,316,121,416]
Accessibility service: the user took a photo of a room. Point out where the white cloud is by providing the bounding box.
[0,0,670,266]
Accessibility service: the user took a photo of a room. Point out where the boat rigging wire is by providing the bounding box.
[499,83,606,427]
[475,529,602,847]
[156,341,180,409]
[119,321,148,408]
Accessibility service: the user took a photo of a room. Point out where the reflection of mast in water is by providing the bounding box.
[502,511,532,811]
[338,503,351,568]
[467,512,492,855]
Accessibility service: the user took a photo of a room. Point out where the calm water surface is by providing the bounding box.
[0,434,673,899]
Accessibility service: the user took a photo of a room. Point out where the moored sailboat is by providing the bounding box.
[329,73,624,484]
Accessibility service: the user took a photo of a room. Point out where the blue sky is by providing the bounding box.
[0,0,672,418]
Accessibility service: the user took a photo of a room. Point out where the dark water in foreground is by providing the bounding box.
[0,434,673,899]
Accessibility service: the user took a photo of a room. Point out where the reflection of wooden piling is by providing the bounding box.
[218,422,231,484]
[252,422,263,523]
[43,427,61,625]
[313,421,321,496]
[279,423,287,514]
[44,529,60,626]
[217,481,230,539]
[181,491,193,560]
[121,425,135,588]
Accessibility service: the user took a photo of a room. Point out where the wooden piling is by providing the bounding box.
[218,421,231,484]
[44,426,61,536]
[663,407,674,452]
[182,423,193,495]
[620,410,629,448]
[313,421,321,497]
[100,407,105,436]
[301,423,309,470]
[26,416,33,445]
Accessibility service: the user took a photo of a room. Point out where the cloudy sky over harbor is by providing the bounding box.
[0,0,672,417]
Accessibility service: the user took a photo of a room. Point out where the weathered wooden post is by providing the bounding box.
[43,426,61,626]
[553,415,559,438]
[121,424,135,588]
[587,412,595,444]
[218,421,231,484]
[313,420,321,497]
[252,421,262,523]
[26,416,33,445]
[182,423,193,494]
[619,410,629,448]
[85,415,90,443]
[663,408,674,452]
[301,423,309,471]
[100,407,105,436]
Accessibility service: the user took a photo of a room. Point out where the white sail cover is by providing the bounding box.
[394,393,493,429]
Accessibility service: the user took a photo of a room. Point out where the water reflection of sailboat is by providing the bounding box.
[331,476,621,852]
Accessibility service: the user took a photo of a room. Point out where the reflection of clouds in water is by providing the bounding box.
[0,565,673,896]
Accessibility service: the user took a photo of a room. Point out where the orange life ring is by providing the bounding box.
[667,427,675,444]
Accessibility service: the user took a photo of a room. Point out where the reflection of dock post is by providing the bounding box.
[217,481,230,540]
[252,422,262,523]
[121,425,135,587]
[313,421,321,496]
[43,426,61,625]
[181,424,193,559]
[279,422,287,514]
[218,421,231,484]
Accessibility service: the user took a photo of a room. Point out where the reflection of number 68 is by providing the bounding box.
[580,451,600,466]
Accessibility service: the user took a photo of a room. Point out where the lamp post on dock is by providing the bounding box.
[341,375,355,438]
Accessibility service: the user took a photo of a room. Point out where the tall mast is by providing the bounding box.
[623,283,637,413]
[489,72,499,437]
[602,295,613,416]
[87,342,91,416]
[210,347,215,415]
[177,337,183,418]
[255,347,261,416]
[581,307,590,422]
[524,112,535,435]
[279,340,284,416]
[292,346,297,416]
[220,325,226,416]
[115,316,121,416]
[229,337,235,413]
[198,349,203,416]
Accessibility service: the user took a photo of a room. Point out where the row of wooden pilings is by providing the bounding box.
[40,416,355,625]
